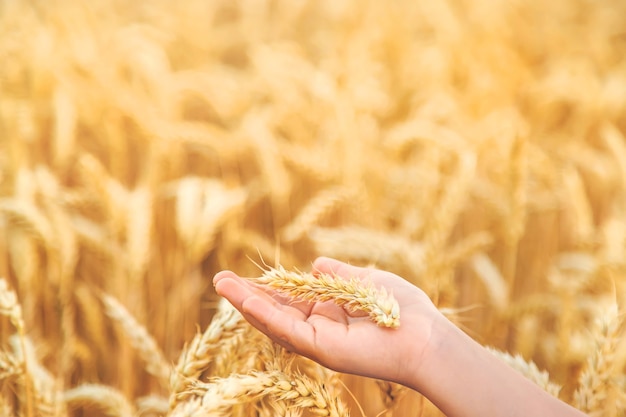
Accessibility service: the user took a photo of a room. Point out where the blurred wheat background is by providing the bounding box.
[1,0,626,416]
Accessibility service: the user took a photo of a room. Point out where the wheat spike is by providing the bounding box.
[375,379,407,410]
[573,304,622,416]
[1,280,34,417]
[470,252,509,312]
[0,199,55,250]
[168,397,203,417]
[42,199,78,290]
[250,265,400,328]
[136,395,169,416]
[169,298,248,407]
[281,142,337,183]
[101,294,171,383]
[0,278,24,331]
[10,335,64,417]
[125,186,153,280]
[2,0,626,416]
[0,397,15,417]
[309,226,424,277]
[178,370,349,417]
[487,347,562,398]
[281,186,353,243]
[74,284,107,361]
[51,86,77,168]
[63,384,135,417]
[211,321,266,378]
[174,177,247,263]
[0,349,21,380]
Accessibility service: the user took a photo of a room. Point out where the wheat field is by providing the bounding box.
[1,0,626,415]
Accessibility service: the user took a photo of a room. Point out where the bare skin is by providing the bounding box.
[213,256,587,417]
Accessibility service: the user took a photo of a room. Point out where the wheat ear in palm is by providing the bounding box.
[250,265,400,328]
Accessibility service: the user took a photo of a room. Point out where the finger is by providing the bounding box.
[242,295,307,343]
[244,294,350,362]
[215,274,315,333]
[214,276,302,348]
[213,275,259,312]
[310,300,353,324]
[213,270,239,286]
[313,256,373,280]
[215,270,315,316]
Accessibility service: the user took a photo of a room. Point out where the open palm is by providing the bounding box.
[213,257,442,387]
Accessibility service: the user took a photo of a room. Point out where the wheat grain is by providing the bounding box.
[258,399,304,417]
[250,265,400,328]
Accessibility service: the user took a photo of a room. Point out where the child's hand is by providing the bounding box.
[214,256,588,417]
[213,256,442,387]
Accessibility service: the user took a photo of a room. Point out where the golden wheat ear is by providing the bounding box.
[248,265,400,328]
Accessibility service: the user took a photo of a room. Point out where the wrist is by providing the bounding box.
[400,311,455,393]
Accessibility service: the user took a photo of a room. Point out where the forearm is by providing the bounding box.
[408,316,587,417]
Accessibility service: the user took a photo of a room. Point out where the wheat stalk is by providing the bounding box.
[125,186,153,280]
[250,265,400,328]
[175,370,349,417]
